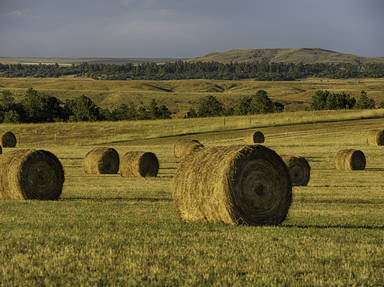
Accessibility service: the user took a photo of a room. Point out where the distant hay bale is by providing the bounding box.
[120,151,159,177]
[173,145,292,226]
[174,139,204,159]
[335,149,366,170]
[83,147,119,174]
[281,155,311,186]
[1,131,17,147]
[245,130,265,144]
[0,149,64,200]
[366,130,384,146]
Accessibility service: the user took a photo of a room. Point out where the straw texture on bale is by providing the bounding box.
[245,130,265,144]
[173,145,292,226]
[0,149,64,200]
[1,131,17,147]
[120,151,159,177]
[84,147,120,174]
[281,155,311,186]
[366,130,384,146]
[335,149,366,170]
[174,139,204,159]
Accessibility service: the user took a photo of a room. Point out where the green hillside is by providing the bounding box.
[189,48,384,64]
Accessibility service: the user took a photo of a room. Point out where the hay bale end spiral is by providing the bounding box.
[173,144,292,226]
[1,131,17,147]
[0,149,64,200]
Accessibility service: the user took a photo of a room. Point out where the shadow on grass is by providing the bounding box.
[283,224,384,230]
[62,197,172,202]
[365,168,384,171]
[294,198,384,204]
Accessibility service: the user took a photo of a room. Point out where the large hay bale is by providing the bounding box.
[335,149,366,170]
[366,130,384,146]
[1,131,17,147]
[120,151,159,177]
[83,147,119,174]
[0,149,64,200]
[174,139,204,159]
[281,155,311,186]
[244,130,265,144]
[173,145,292,226]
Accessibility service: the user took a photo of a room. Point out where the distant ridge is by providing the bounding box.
[189,48,384,65]
[0,57,178,65]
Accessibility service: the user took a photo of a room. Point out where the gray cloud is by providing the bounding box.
[8,10,25,17]
[0,0,383,58]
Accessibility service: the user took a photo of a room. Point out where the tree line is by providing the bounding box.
[310,90,378,110]
[0,88,284,123]
[1,61,384,80]
[0,88,171,123]
[0,88,379,123]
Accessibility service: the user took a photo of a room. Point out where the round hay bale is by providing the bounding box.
[366,130,384,146]
[120,151,159,177]
[83,147,119,174]
[281,155,311,186]
[1,131,17,147]
[174,139,204,159]
[0,149,64,200]
[334,149,366,170]
[173,145,292,226]
[245,130,265,144]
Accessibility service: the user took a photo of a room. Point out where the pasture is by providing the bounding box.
[0,110,383,286]
[1,77,384,115]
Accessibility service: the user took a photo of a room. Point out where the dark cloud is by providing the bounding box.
[0,0,383,57]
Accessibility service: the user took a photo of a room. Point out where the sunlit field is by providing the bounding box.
[0,109,383,285]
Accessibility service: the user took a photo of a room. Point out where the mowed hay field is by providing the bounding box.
[0,110,384,286]
[1,77,384,114]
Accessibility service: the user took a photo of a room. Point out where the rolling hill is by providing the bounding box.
[189,48,384,64]
[2,48,384,66]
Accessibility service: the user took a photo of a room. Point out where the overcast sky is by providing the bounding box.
[0,0,383,58]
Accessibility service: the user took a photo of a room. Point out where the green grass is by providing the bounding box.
[0,110,384,285]
[1,77,384,114]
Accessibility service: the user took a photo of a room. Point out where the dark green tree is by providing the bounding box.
[235,96,252,115]
[355,90,375,109]
[21,88,64,122]
[0,90,15,110]
[67,95,102,122]
[111,102,137,120]
[310,90,330,110]
[197,95,224,117]
[249,90,274,114]
[185,107,198,118]
[2,110,21,123]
